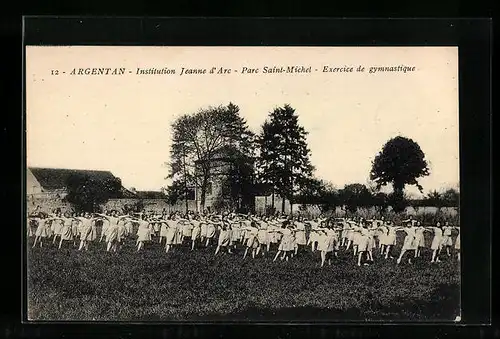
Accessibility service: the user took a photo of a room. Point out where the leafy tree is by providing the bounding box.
[442,188,460,208]
[64,173,122,212]
[425,190,445,210]
[167,103,255,211]
[370,136,430,212]
[372,192,390,215]
[338,183,373,214]
[294,178,339,213]
[256,104,314,213]
[165,179,194,205]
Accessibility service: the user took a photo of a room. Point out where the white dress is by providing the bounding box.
[165,220,177,245]
[60,218,74,241]
[245,226,259,248]
[34,218,49,237]
[401,227,417,251]
[278,228,294,251]
[160,221,169,238]
[182,222,194,238]
[294,222,307,245]
[431,227,443,250]
[441,227,453,246]
[257,222,269,245]
[385,227,397,246]
[308,221,320,244]
[51,219,64,235]
[356,228,370,252]
[218,226,230,247]
[318,229,335,253]
[414,227,426,247]
[200,222,208,238]
[191,220,201,240]
[137,221,152,242]
[206,222,216,239]
[77,217,92,241]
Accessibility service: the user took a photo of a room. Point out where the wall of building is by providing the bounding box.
[26,169,43,195]
[27,196,73,214]
[255,195,293,215]
[104,198,198,214]
[255,195,458,219]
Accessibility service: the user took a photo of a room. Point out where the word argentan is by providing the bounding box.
[69,68,126,75]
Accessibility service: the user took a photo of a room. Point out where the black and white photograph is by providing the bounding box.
[25,46,460,322]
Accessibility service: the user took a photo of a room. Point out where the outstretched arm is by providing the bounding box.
[95,213,111,221]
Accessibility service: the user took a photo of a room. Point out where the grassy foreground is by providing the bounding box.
[26,234,460,322]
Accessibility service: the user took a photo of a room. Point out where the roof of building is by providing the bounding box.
[135,191,167,199]
[120,187,138,198]
[28,167,119,190]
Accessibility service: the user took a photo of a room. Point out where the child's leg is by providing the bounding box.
[215,245,221,255]
[385,245,391,259]
[397,249,406,264]
[273,250,281,262]
[357,252,363,266]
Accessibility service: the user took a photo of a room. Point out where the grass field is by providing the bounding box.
[26,233,460,322]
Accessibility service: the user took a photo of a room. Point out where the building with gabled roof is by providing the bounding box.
[27,167,124,199]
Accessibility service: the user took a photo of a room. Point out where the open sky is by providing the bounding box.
[26,46,459,197]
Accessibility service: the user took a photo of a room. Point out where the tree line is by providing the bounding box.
[164,103,447,214]
[294,181,459,215]
[54,102,456,214]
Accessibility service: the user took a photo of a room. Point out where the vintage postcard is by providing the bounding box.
[25,46,460,322]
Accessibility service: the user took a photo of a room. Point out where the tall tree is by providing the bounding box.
[64,173,122,212]
[256,104,314,213]
[167,103,254,211]
[370,136,430,212]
